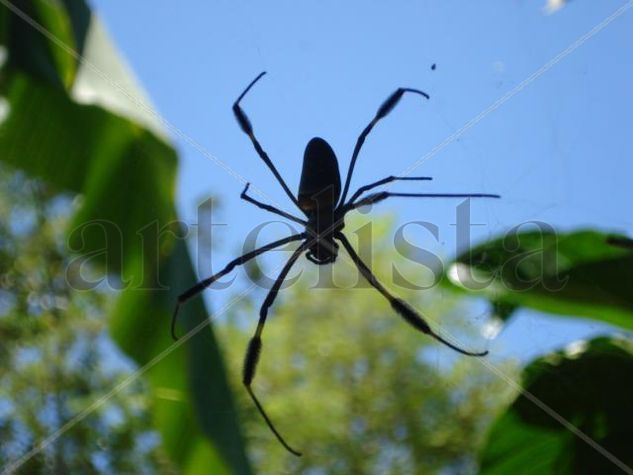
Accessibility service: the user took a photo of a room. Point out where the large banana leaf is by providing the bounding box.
[0,2,251,473]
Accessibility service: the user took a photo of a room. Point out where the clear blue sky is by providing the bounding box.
[89,0,632,361]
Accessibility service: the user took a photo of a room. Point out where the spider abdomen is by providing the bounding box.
[298,137,341,212]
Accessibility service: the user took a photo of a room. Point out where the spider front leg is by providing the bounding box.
[241,183,307,226]
[171,233,306,340]
[233,72,301,210]
[347,191,501,212]
[339,87,430,205]
[345,175,433,207]
[336,233,488,357]
[242,240,308,457]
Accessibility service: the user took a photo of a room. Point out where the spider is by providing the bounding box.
[171,72,500,456]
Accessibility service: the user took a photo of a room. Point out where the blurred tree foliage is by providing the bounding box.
[0,165,175,472]
[217,216,518,474]
[0,2,249,472]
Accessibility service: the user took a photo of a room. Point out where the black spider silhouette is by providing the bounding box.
[172,72,500,455]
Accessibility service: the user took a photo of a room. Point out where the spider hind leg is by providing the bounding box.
[241,241,308,457]
[336,232,488,357]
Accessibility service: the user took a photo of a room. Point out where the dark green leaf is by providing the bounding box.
[444,230,633,330]
[480,337,633,474]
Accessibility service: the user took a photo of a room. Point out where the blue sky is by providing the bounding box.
[89,0,632,360]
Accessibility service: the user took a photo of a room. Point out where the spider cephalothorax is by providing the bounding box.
[172,72,500,456]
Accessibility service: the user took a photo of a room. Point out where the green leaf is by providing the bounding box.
[2,0,79,89]
[30,0,80,88]
[480,337,633,474]
[443,230,633,330]
[0,2,251,473]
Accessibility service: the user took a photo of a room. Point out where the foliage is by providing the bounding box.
[0,1,250,473]
[218,216,518,474]
[479,337,633,474]
[442,229,633,473]
[0,167,174,472]
[3,2,626,474]
[444,230,633,330]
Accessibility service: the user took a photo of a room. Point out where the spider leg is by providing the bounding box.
[347,191,500,211]
[241,183,307,226]
[339,87,430,205]
[243,241,308,457]
[345,175,433,206]
[336,233,488,357]
[233,72,301,210]
[171,232,306,340]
